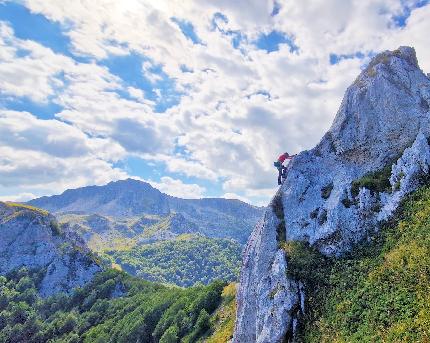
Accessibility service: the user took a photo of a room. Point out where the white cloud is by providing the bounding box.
[1,0,430,205]
[0,145,128,190]
[0,22,72,102]
[0,192,37,202]
[148,176,206,199]
[0,109,128,195]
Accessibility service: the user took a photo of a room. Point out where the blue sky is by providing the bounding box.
[0,0,429,204]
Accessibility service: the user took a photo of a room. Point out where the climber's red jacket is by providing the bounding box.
[278,153,294,163]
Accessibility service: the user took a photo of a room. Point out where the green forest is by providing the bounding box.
[0,268,233,343]
[104,235,242,287]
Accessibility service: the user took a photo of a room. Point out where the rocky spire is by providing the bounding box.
[233,47,430,342]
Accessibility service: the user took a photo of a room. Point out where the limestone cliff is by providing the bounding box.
[0,202,101,297]
[233,46,430,342]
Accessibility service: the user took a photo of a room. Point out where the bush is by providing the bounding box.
[309,208,319,219]
[280,241,328,286]
[50,220,62,236]
[321,183,333,200]
[341,197,353,208]
[271,193,286,244]
[159,325,179,343]
[351,165,392,197]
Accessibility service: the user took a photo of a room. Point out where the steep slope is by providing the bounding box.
[234,47,430,342]
[203,283,237,343]
[0,268,227,343]
[0,202,101,297]
[300,186,430,341]
[28,179,264,244]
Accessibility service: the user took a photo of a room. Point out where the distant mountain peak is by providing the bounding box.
[27,179,264,244]
[107,178,155,189]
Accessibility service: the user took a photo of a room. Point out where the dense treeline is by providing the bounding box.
[0,268,226,343]
[105,235,242,287]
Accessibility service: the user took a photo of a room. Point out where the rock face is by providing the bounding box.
[234,47,430,342]
[0,202,101,297]
[28,179,264,244]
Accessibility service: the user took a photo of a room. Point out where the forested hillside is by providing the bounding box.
[27,179,263,287]
[103,235,242,287]
[0,268,231,343]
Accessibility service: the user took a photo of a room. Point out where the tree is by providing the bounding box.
[160,325,179,343]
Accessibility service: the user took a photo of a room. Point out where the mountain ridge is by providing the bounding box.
[28,178,261,215]
[28,178,264,244]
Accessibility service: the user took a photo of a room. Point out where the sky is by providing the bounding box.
[0,0,430,205]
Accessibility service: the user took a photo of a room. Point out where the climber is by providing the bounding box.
[274,152,295,185]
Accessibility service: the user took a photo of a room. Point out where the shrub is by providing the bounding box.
[280,241,328,286]
[50,220,62,236]
[317,209,327,225]
[351,165,392,197]
[341,197,353,208]
[271,193,286,244]
[159,325,179,343]
[321,183,333,200]
[309,208,319,219]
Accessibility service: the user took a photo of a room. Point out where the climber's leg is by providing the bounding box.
[281,166,288,183]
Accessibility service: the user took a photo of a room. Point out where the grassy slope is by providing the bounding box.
[202,283,237,343]
[297,186,430,342]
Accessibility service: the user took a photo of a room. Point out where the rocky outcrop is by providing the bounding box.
[378,132,430,220]
[235,193,304,343]
[234,47,430,342]
[0,202,101,297]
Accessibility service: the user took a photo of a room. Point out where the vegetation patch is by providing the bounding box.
[271,192,286,244]
[317,209,328,225]
[341,197,353,208]
[321,183,334,200]
[351,165,392,197]
[279,241,328,286]
[203,283,236,343]
[299,186,430,342]
[309,208,319,219]
[50,220,62,236]
[4,202,49,216]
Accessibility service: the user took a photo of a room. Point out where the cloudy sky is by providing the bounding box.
[0,0,429,205]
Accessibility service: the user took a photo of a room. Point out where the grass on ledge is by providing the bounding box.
[3,202,49,216]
